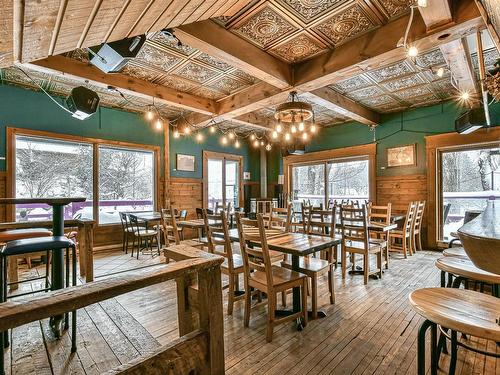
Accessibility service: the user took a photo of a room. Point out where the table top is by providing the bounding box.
[128,212,161,222]
[0,197,86,205]
[227,228,341,257]
[177,219,205,228]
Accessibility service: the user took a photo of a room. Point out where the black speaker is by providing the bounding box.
[66,86,100,120]
[455,107,486,134]
[90,35,146,73]
[281,142,305,157]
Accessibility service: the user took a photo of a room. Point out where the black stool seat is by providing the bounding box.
[1,236,75,256]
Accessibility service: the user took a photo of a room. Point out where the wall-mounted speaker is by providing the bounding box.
[66,86,100,120]
[455,107,486,134]
[281,142,305,157]
[90,35,146,73]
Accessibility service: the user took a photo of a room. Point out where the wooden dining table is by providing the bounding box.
[226,228,341,321]
[177,218,206,241]
[127,211,161,229]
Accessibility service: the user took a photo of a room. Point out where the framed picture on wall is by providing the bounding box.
[176,153,195,172]
[386,144,416,168]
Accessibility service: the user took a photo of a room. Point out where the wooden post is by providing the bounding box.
[77,220,95,282]
[164,120,170,209]
[175,273,198,337]
[197,265,224,375]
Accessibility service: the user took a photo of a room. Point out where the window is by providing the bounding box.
[440,145,500,241]
[11,130,158,225]
[290,157,370,211]
[204,152,242,211]
[14,135,93,222]
[98,146,155,224]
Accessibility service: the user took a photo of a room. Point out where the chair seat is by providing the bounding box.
[390,229,405,236]
[345,240,382,253]
[250,265,305,288]
[221,253,244,271]
[369,238,387,248]
[250,248,283,263]
[136,229,157,237]
[435,257,500,285]
[1,236,75,256]
[0,228,52,242]
[281,256,331,275]
[409,287,500,342]
[442,247,469,259]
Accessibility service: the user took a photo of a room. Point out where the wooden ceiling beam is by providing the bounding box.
[28,55,217,115]
[473,0,500,52]
[439,38,477,93]
[302,89,380,126]
[175,20,292,89]
[418,0,453,31]
[293,0,483,91]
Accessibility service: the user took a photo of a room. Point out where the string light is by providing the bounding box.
[209,126,216,133]
[228,132,235,139]
[284,133,291,142]
[253,139,259,148]
[221,136,228,145]
[155,119,163,130]
[272,131,278,139]
[460,91,470,101]
[276,124,282,133]
[302,132,308,141]
[184,126,191,135]
[407,46,419,57]
[250,134,256,141]
[196,133,204,142]
[173,130,180,138]
[310,124,317,133]
[436,67,445,78]
[291,125,297,133]
[298,121,305,131]
[235,140,240,148]
[265,144,272,151]
[145,108,154,121]
[260,140,264,146]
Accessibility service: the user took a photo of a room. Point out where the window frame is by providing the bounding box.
[6,127,160,227]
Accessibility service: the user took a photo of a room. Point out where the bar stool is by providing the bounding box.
[409,288,500,375]
[442,247,468,259]
[0,235,77,362]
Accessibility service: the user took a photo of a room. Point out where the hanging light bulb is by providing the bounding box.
[209,125,216,133]
[272,130,278,139]
[173,130,180,138]
[253,139,259,148]
[460,91,470,101]
[260,140,264,146]
[310,124,317,133]
[284,133,291,142]
[302,132,308,141]
[145,108,154,121]
[276,124,282,133]
[184,126,191,135]
[436,67,445,78]
[298,121,305,131]
[228,132,235,140]
[407,46,419,57]
[265,144,272,151]
[417,0,428,7]
[235,139,240,148]
[155,119,163,130]
[221,136,228,145]
[250,134,256,141]
[291,125,297,133]
[196,133,204,142]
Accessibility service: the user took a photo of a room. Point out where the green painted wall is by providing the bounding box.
[0,84,261,182]
[268,100,500,184]
[169,128,261,182]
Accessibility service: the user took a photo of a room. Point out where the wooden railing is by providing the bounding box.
[0,247,225,375]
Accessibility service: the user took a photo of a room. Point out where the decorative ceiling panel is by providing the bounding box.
[135,43,185,72]
[268,33,324,62]
[275,0,348,23]
[232,5,298,48]
[367,60,415,82]
[415,48,446,68]
[393,84,433,100]
[194,52,234,71]
[121,63,165,84]
[174,61,222,84]
[361,94,398,108]
[148,31,197,56]
[347,85,385,100]
[331,74,372,93]
[205,75,249,95]
[377,0,414,18]
[190,86,226,101]
[159,75,201,93]
[380,72,426,91]
[311,3,377,46]
[471,47,499,71]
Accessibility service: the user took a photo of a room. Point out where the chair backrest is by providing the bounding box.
[128,214,141,233]
[203,210,235,267]
[340,205,369,251]
[403,202,418,235]
[160,208,180,246]
[119,212,129,232]
[256,199,273,215]
[235,213,273,288]
[196,208,204,219]
[268,203,292,232]
[367,203,392,225]
[413,201,425,232]
[179,210,188,221]
[306,206,336,238]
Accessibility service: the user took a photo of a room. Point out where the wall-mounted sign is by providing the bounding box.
[176,153,195,172]
[386,144,416,168]
[243,172,251,180]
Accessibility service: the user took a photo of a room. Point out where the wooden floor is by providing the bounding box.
[5,249,499,374]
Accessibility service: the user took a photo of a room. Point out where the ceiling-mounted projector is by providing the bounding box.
[89,35,146,73]
[66,86,100,120]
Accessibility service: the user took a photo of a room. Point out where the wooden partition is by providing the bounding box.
[0,247,225,374]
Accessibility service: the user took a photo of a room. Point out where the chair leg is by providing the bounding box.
[71,246,77,353]
[65,248,70,330]
[417,319,432,375]
[244,281,251,328]
[341,248,346,279]
[363,254,369,285]
[311,276,317,320]
[417,233,423,251]
[1,258,9,349]
[328,266,335,304]
[281,291,287,307]
[449,330,458,375]
[266,292,276,342]
[227,273,234,316]
[377,251,382,279]
[301,279,308,327]
[45,251,50,289]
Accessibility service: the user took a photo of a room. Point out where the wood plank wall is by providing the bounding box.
[0,172,6,222]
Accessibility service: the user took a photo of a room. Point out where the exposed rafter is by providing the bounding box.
[27,55,217,115]
[176,20,292,89]
[418,0,453,31]
[440,38,478,94]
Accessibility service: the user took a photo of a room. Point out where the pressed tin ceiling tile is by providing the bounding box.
[393,84,434,100]
[275,0,348,23]
[135,43,184,72]
[269,33,324,62]
[148,31,198,56]
[377,0,414,18]
[206,75,250,95]
[121,63,165,84]
[194,52,234,71]
[347,85,385,100]
[331,74,372,93]
[174,61,222,84]
[381,72,426,91]
[415,48,446,68]
[367,59,415,82]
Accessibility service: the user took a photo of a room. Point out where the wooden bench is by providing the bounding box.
[0,246,225,375]
[409,287,500,375]
[0,219,95,283]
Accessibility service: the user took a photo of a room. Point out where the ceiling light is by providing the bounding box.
[284,133,291,142]
[184,126,191,135]
[221,136,227,145]
[196,133,204,142]
[460,91,470,101]
[250,134,256,141]
[145,109,154,121]
[310,124,317,133]
[265,144,272,151]
[276,124,282,133]
[274,91,313,123]
[253,139,259,148]
[302,132,308,141]
[291,125,297,133]
[260,140,264,146]
[155,119,163,130]
[173,130,180,138]
[407,46,419,57]
[436,67,445,78]
[417,0,428,7]
[298,121,305,131]
[235,140,240,148]
[228,132,235,139]
[272,131,278,139]
[209,126,216,133]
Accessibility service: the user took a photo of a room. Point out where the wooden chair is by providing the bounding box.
[389,202,417,258]
[203,209,245,315]
[282,206,336,318]
[158,208,180,263]
[128,215,160,259]
[412,201,426,252]
[267,203,292,231]
[235,212,307,342]
[340,205,384,285]
[119,212,134,254]
[367,203,391,267]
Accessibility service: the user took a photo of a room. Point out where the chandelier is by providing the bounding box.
[271,91,317,143]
